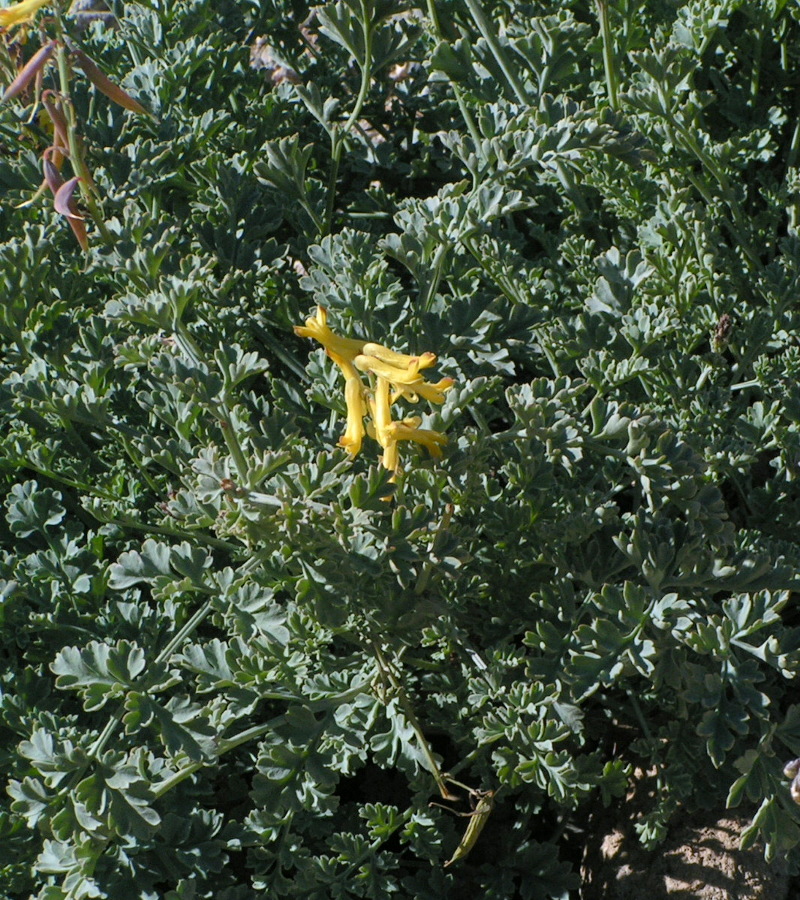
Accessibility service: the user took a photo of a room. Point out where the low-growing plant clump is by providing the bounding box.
[2,0,800,896]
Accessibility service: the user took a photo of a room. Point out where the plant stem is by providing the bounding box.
[628,690,665,792]
[92,512,241,551]
[152,722,273,798]
[596,0,619,109]
[668,119,760,268]
[462,0,528,105]
[372,642,459,800]
[426,0,481,149]
[324,0,375,234]
[14,458,117,499]
[555,160,590,217]
[339,807,414,878]
[55,593,216,872]
[155,599,213,666]
[173,323,251,485]
[52,30,112,244]
[421,241,449,312]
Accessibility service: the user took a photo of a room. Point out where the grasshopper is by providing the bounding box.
[432,786,497,867]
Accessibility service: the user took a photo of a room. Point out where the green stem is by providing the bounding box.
[414,505,453,595]
[52,31,112,244]
[669,161,759,270]
[462,0,528,104]
[749,24,763,106]
[324,1,374,234]
[784,92,800,231]
[173,323,251,485]
[90,513,242,552]
[421,242,449,312]
[120,435,161,493]
[426,0,481,150]
[627,690,665,792]
[56,595,215,858]
[220,418,251,484]
[785,111,800,175]
[554,160,590,217]
[155,599,214,666]
[9,457,117,500]
[463,233,541,306]
[339,807,414,878]
[445,744,483,781]
[60,418,93,458]
[152,722,273,798]
[89,713,123,759]
[372,643,458,800]
[596,0,619,109]
[323,139,345,236]
[669,119,761,267]
[300,197,325,234]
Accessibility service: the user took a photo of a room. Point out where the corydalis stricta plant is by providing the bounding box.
[295,306,453,473]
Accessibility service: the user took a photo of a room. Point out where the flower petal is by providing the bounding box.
[294,310,365,361]
[393,376,454,405]
[338,375,366,457]
[386,420,448,457]
[0,0,50,28]
[354,353,424,385]
[362,342,436,371]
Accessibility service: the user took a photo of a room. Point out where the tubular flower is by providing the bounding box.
[295,306,453,474]
[0,0,50,28]
[329,351,366,457]
[293,305,365,363]
[353,352,427,385]
[361,343,436,371]
[392,376,455,406]
[369,375,392,445]
[386,418,448,458]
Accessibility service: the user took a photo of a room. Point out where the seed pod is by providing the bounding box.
[54,176,84,220]
[443,790,495,867]
[42,154,63,194]
[41,91,70,151]
[43,161,88,251]
[71,46,148,115]
[792,775,800,806]
[784,758,800,780]
[2,40,56,103]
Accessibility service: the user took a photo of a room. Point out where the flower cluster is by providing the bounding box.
[295,306,453,473]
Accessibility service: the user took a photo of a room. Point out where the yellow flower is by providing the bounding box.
[293,306,365,362]
[354,352,425,384]
[361,342,437,371]
[329,351,366,457]
[386,417,448,458]
[294,306,452,475]
[355,353,454,407]
[365,377,400,470]
[391,376,454,406]
[367,376,392,445]
[0,0,49,28]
